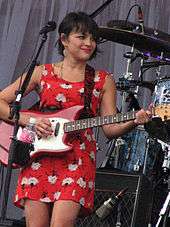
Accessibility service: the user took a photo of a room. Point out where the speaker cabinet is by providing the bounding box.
[76,170,152,227]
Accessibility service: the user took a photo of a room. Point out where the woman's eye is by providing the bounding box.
[78,35,84,39]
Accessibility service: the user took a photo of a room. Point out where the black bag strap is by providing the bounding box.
[84,64,95,116]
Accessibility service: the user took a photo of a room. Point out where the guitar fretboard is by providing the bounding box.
[64,111,136,132]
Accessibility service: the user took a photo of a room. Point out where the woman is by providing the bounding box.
[0,12,151,227]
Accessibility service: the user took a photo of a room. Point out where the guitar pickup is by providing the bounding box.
[54,122,60,137]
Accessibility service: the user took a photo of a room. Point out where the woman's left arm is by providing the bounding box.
[100,74,151,139]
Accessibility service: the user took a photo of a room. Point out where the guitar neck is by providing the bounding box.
[64,111,137,132]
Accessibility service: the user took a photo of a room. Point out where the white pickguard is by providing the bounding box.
[18,117,70,156]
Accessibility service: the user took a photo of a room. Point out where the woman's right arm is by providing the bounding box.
[0,66,43,126]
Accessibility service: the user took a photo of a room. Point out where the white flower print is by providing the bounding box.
[85,132,92,142]
[60,83,72,89]
[78,158,83,166]
[94,74,100,82]
[54,191,61,200]
[21,177,28,185]
[88,181,93,190]
[31,162,41,170]
[42,69,48,76]
[56,93,66,102]
[93,89,100,97]
[28,177,39,185]
[77,177,86,188]
[47,83,51,89]
[89,151,95,161]
[62,177,74,186]
[79,197,85,206]
[80,143,86,150]
[79,87,84,94]
[40,197,51,202]
[72,189,76,197]
[40,80,45,91]
[48,175,58,184]
[41,80,45,86]
[68,164,78,171]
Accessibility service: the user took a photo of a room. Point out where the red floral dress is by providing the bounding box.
[14,64,108,215]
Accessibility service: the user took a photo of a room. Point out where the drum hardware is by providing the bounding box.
[141,59,170,68]
[98,21,170,58]
[113,138,126,169]
[162,143,170,173]
[116,78,155,93]
[106,20,170,44]
[145,77,170,143]
[99,137,125,169]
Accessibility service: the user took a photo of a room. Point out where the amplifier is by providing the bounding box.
[76,170,152,227]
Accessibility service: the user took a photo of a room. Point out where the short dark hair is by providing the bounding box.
[57,11,100,59]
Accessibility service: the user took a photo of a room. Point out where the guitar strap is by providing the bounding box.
[84,64,95,117]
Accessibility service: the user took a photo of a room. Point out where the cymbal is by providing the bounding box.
[107,20,170,43]
[98,21,170,57]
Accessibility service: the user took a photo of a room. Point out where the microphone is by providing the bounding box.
[137,6,144,34]
[39,21,56,35]
[95,188,128,220]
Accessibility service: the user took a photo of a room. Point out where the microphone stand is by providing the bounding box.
[89,0,114,19]
[0,32,48,226]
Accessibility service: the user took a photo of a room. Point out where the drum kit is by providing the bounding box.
[98,20,170,226]
[98,20,170,175]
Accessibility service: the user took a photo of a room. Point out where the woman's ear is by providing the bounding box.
[60,33,67,47]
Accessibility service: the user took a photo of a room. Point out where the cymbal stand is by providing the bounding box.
[155,52,164,79]
[132,51,146,99]
[121,45,134,113]
[156,143,170,227]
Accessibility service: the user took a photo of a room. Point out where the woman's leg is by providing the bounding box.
[24,199,52,227]
[50,200,81,227]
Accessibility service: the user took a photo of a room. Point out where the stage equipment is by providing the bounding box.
[145,77,170,143]
[108,126,162,177]
[98,20,170,57]
[155,143,170,227]
[75,170,152,227]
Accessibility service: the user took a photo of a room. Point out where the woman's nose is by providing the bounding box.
[84,37,92,46]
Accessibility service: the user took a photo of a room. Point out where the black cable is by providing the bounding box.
[125,3,141,24]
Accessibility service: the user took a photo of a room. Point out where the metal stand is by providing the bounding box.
[156,143,170,227]
[0,32,48,225]
[121,45,134,113]
[156,190,170,227]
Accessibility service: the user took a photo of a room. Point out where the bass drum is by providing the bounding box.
[112,126,162,178]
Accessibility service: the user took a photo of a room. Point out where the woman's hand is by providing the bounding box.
[34,118,53,138]
[134,109,152,125]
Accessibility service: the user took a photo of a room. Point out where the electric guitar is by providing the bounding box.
[0,105,137,167]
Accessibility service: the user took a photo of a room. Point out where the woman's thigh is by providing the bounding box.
[24,199,52,227]
[50,200,81,227]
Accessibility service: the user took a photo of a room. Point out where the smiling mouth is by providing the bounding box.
[81,49,92,53]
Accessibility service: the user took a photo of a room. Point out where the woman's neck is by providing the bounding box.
[57,57,87,82]
[62,56,86,71]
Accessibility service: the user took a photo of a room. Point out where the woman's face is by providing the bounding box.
[62,30,97,61]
